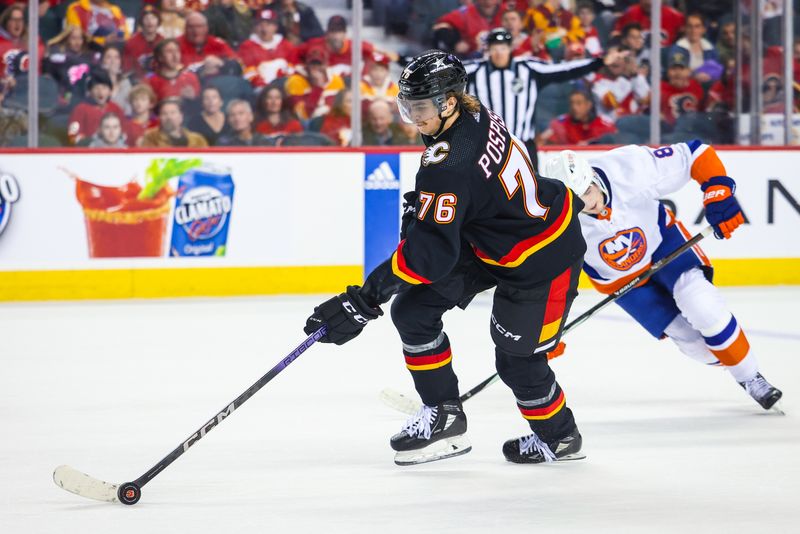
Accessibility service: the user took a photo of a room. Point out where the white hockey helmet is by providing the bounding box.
[544,150,606,198]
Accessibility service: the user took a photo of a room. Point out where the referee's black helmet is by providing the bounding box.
[398,50,467,101]
[486,27,513,47]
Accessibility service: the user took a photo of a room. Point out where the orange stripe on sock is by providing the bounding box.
[709,329,750,366]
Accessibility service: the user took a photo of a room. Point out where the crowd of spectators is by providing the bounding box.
[0,0,409,147]
[0,0,798,147]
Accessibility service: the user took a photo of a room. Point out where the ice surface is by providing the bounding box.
[1,288,798,533]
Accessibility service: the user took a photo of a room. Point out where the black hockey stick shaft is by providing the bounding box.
[457,226,714,403]
[130,326,327,490]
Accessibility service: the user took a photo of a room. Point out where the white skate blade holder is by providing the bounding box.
[394,435,472,466]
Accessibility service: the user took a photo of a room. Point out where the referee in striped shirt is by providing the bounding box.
[465,28,626,170]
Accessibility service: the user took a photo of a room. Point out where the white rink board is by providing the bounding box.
[0,152,363,270]
[0,148,798,274]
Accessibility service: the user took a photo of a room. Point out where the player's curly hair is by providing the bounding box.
[449,92,481,114]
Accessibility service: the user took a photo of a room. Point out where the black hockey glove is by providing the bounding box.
[400,191,418,240]
[304,285,383,345]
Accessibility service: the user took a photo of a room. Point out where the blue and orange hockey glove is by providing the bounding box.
[701,176,744,239]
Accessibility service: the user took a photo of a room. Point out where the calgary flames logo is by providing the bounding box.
[599,227,647,271]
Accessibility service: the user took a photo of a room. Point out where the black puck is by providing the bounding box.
[117,482,141,505]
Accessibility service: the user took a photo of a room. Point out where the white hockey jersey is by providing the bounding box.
[579,141,720,293]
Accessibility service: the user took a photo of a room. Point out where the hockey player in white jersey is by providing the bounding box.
[545,142,783,411]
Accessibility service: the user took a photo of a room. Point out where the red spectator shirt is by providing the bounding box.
[435,3,506,54]
[660,79,704,126]
[67,100,126,144]
[177,35,237,70]
[295,37,375,76]
[239,34,296,87]
[614,5,685,46]
[255,117,303,136]
[145,70,201,101]
[547,113,617,144]
[123,32,163,78]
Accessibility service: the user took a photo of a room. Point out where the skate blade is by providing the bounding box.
[768,400,786,416]
[556,452,587,462]
[394,435,472,466]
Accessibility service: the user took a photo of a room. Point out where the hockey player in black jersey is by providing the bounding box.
[304,50,587,466]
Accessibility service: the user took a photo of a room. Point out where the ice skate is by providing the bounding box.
[739,373,784,414]
[502,428,585,464]
[390,399,471,466]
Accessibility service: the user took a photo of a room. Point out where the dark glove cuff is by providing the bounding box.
[700,175,736,193]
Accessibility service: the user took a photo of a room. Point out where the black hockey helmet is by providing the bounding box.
[398,50,467,101]
[486,27,513,47]
[397,50,467,126]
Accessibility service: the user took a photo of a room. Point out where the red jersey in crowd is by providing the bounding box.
[591,73,649,121]
[125,116,159,147]
[67,99,126,145]
[435,2,506,54]
[123,31,163,78]
[660,79,704,126]
[614,4,685,46]
[239,34,296,87]
[145,70,201,101]
[255,117,303,136]
[177,35,237,70]
[294,37,375,77]
[319,113,351,146]
[546,113,617,144]
[0,33,44,77]
[512,37,551,62]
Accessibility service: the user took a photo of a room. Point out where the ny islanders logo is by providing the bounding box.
[599,228,647,271]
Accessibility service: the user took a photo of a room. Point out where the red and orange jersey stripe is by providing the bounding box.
[405,347,452,371]
[690,145,727,185]
[539,267,572,343]
[391,240,432,285]
[473,189,574,268]
[519,390,566,420]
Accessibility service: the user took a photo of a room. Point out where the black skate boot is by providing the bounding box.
[739,373,784,412]
[390,399,471,466]
[502,427,585,464]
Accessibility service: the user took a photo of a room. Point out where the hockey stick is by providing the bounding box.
[53,325,327,506]
[381,226,715,415]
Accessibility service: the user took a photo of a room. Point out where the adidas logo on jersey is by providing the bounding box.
[365,162,399,190]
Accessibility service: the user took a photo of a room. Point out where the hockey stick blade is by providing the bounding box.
[53,465,120,504]
[379,388,421,416]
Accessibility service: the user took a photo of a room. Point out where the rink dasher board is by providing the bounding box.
[0,147,798,301]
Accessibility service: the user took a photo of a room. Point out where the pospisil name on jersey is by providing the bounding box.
[169,168,235,257]
[0,171,21,238]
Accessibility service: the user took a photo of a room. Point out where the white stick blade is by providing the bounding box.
[53,465,119,503]
[379,388,422,415]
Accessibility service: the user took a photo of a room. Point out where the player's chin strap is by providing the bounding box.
[431,102,460,138]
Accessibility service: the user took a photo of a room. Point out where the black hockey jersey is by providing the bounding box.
[362,104,586,306]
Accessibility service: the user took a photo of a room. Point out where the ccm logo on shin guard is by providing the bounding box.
[343,301,369,324]
[492,314,521,341]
